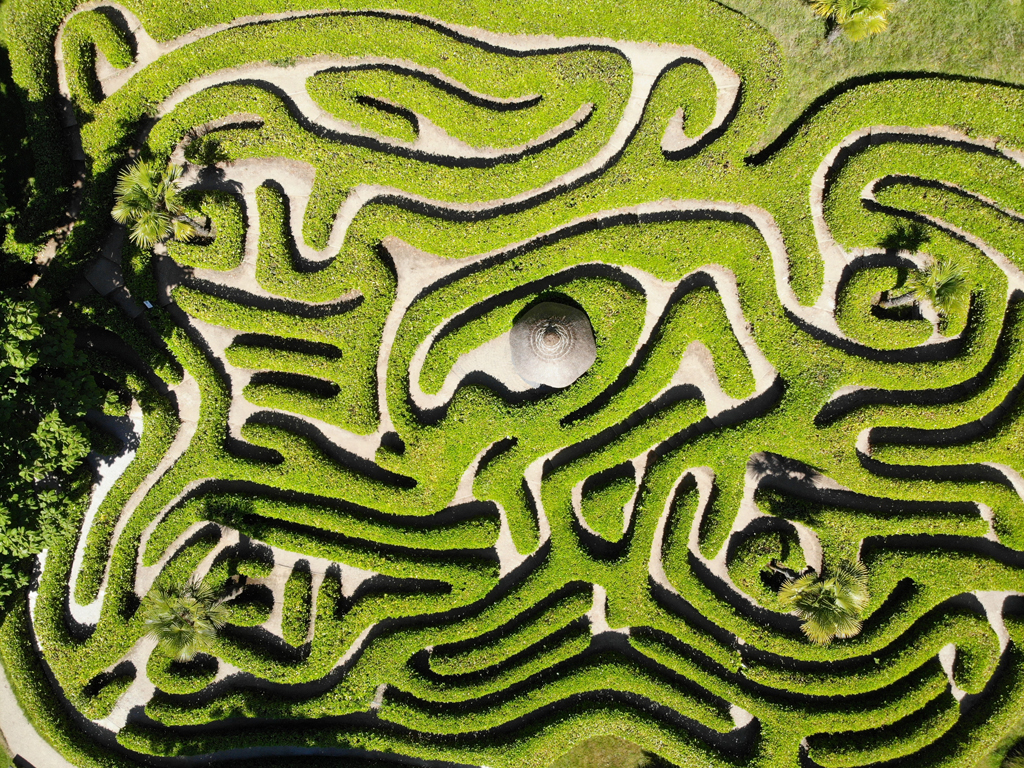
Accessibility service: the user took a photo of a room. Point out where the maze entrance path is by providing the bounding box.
[11,0,1024,766]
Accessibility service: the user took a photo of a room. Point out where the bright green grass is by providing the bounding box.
[0,727,12,768]
[550,735,668,768]
[720,0,1024,152]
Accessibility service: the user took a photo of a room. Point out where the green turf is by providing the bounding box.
[549,735,668,768]
[720,0,1024,152]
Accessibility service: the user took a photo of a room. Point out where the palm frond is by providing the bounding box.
[843,11,890,41]
[163,162,183,183]
[143,576,232,661]
[112,158,192,248]
[164,184,187,218]
[801,616,838,645]
[205,601,232,629]
[832,560,869,598]
[778,573,818,608]
[128,209,170,249]
[906,257,970,318]
[813,0,894,40]
[810,0,842,20]
[831,613,863,639]
[172,218,196,243]
[778,560,870,644]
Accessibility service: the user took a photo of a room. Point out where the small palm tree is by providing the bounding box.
[111,159,196,249]
[143,577,231,661]
[778,560,870,645]
[904,257,970,319]
[811,0,895,41]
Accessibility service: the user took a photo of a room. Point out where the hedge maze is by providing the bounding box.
[8,0,1024,765]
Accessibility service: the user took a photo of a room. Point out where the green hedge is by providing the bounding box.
[148,653,219,695]
[60,10,133,112]
[75,370,180,604]
[6,0,1024,763]
[224,584,273,626]
[0,600,145,768]
[167,189,246,271]
[806,689,960,767]
[280,562,312,646]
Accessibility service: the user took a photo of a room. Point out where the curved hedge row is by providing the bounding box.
[2,0,1024,766]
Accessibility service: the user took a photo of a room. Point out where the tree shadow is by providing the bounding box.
[877,219,930,252]
[186,134,231,166]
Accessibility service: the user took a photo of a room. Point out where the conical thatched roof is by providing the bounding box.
[510,302,596,388]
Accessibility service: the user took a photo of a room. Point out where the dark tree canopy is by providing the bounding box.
[0,51,101,611]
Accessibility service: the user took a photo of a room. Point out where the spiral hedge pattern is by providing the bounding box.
[8,0,1024,766]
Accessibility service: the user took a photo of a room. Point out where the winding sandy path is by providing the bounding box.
[0,659,76,768]
[67,405,144,626]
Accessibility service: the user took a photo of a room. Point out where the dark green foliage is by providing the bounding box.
[0,45,43,262]
[0,291,100,609]
[0,35,108,614]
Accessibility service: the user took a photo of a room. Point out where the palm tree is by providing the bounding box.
[811,0,895,41]
[876,257,970,320]
[143,577,231,661]
[111,159,197,249]
[904,257,970,319]
[778,560,870,645]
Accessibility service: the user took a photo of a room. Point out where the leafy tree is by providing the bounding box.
[811,0,895,41]
[0,145,101,607]
[111,159,197,249]
[143,577,232,661]
[778,560,870,644]
[0,44,104,615]
[0,292,99,607]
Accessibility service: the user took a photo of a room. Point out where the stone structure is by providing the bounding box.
[510,302,597,388]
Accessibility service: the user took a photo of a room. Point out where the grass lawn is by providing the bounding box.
[978,715,1024,768]
[0,730,13,768]
[550,736,669,768]
[721,0,1024,150]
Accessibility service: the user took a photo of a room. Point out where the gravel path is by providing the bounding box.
[0,660,76,768]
